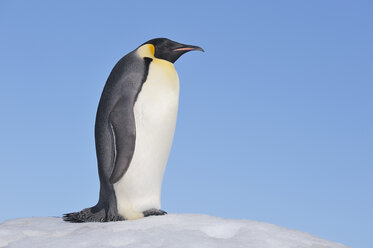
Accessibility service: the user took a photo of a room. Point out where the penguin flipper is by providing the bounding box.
[109,96,136,184]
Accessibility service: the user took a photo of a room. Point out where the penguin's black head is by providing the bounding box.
[142,38,204,63]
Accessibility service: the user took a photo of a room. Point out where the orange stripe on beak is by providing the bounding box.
[173,47,197,52]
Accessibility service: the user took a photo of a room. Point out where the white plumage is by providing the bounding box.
[114,49,180,220]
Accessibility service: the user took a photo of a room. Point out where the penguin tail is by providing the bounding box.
[63,207,124,223]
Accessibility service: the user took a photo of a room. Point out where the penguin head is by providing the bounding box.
[141,38,204,63]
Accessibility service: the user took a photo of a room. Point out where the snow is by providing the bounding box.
[0,214,348,248]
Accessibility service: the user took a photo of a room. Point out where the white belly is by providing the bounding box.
[114,59,179,220]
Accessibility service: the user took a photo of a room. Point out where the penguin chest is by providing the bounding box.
[114,59,179,219]
[135,60,180,131]
[133,60,180,168]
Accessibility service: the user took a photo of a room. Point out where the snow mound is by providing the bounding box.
[0,214,348,248]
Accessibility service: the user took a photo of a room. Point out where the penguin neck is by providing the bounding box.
[137,44,175,66]
[137,44,178,82]
[137,44,155,58]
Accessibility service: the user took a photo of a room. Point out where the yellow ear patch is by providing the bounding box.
[149,44,155,55]
[137,44,155,58]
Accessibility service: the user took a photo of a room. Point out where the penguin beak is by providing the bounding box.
[173,45,204,53]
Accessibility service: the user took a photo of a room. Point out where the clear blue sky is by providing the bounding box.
[1,1,372,247]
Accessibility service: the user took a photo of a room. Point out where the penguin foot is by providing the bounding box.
[63,207,124,223]
[143,208,167,217]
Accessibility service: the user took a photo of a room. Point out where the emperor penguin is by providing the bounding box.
[63,38,204,222]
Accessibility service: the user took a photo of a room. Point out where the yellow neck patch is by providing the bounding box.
[137,44,155,58]
[136,43,177,80]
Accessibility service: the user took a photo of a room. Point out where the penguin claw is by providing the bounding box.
[143,209,167,217]
[63,207,124,223]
